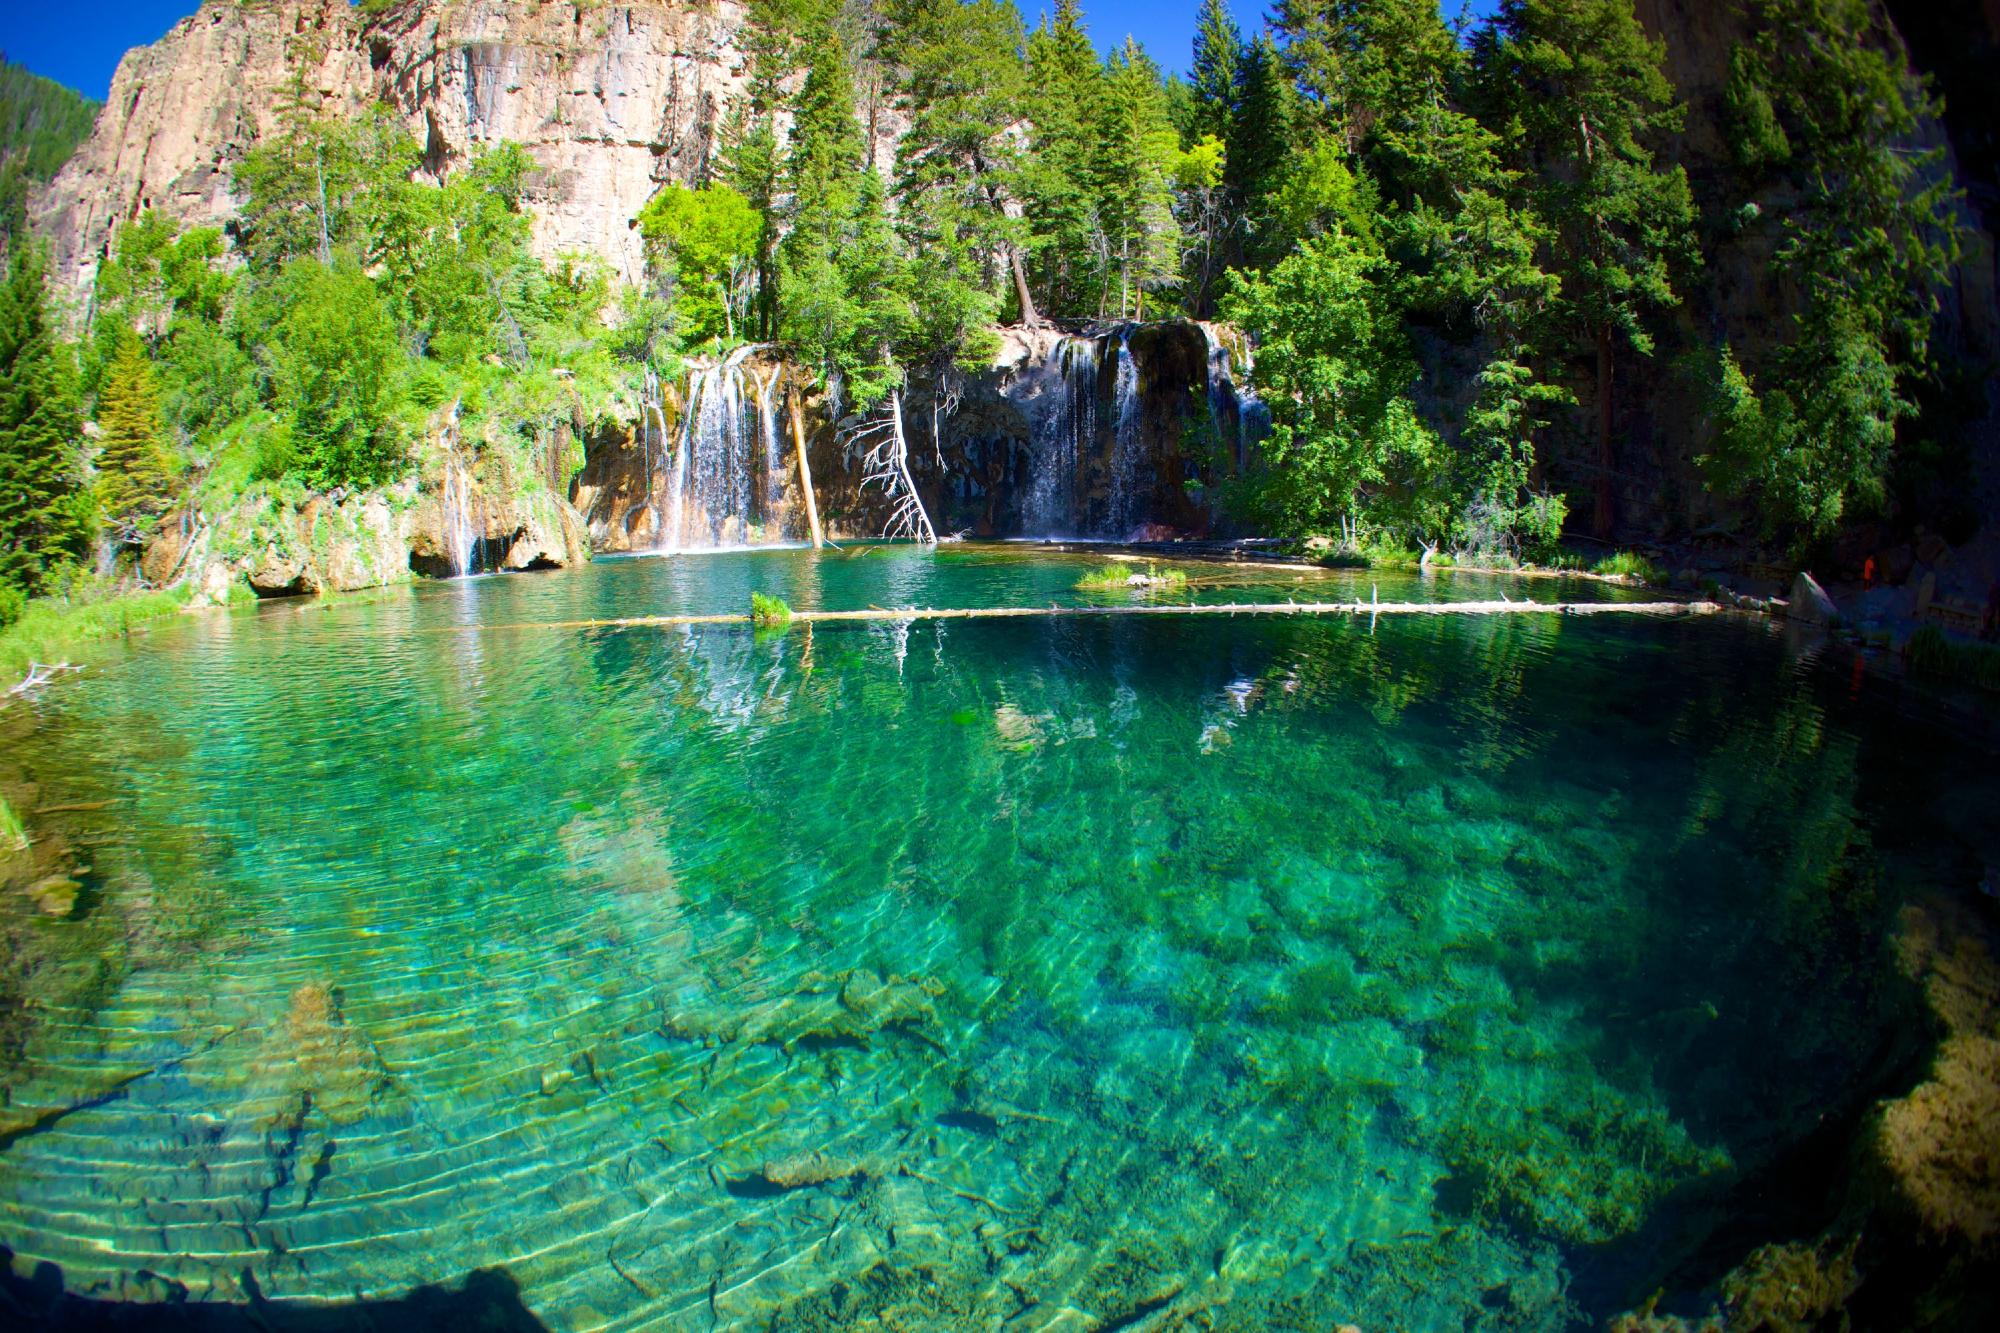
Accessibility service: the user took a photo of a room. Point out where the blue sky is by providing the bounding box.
[3,2,1502,103]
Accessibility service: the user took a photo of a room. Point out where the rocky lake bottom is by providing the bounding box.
[1,546,1993,1331]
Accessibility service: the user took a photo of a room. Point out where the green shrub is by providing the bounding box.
[0,582,23,629]
[750,592,793,627]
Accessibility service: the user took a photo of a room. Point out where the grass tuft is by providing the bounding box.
[1077,563,1190,592]
[750,592,793,628]
[1906,625,2000,691]
[1592,551,1666,585]
[1,587,193,685]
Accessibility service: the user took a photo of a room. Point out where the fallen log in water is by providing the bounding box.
[474,598,1723,634]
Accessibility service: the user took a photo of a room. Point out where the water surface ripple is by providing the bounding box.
[0,547,1967,1330]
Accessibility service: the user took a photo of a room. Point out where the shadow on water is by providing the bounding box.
[0,1249,549,1332]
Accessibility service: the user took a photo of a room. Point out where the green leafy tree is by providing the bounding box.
[235,110,417,270]
[93,329,177,541]
[265,260,405,490]
[1695,0,1961,541]
[0,245,90,593]
[1221,231,1444,536]
[373,143,537,365]
[1173,132,1231,316]
[636,182,763,345]
[1478,0,1696,538]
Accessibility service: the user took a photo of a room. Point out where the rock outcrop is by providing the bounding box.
[576,322,1240,550]
[146,465,589,600]
[33,0,762,295]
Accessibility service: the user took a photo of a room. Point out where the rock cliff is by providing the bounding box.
[33,0,761,295]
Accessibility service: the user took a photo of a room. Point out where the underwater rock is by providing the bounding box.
[25,875,79,917]
[661,968,944,1054]
[1875,900,2000,1244]
[248,983,390,1127]
[757,1152,869,1190]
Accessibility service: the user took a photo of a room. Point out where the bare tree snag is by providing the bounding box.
[790,394,824,550]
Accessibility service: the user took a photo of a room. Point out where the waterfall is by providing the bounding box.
[440,400,478,576]
[753,367,783,531]
[656,345,786,553]
[1107,330,1144,538]
[1199,322,1269,472]
[1022,334,1099,536]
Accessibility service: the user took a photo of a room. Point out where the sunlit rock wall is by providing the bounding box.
[32,0,761,296]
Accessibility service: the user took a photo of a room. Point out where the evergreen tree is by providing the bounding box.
[1190,0,1245,144]
[93,328,176,542]
[1478,0,1696,538]
[1020,0,1107,320]
[1094,40,1183,320]
[778,23,907,404]
[879,0,1030,362]
[0,245,90,595]
[1227,34,1306,264]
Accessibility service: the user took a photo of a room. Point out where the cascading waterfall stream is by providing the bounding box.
[1199,323,1269,473]
[654,345,786,553]
[439,399,477,577]
[1107,330,1144,539]
[753,366,783,530]
[1022,334,1099,537]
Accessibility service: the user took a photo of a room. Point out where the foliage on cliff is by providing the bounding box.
[0,60,99,245]
[0,0,1982,605]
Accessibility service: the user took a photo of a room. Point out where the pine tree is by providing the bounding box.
[880,0,1030,362]
[1094,40,1183,319]
[1021,0,1107,319]
[778,24,907,402]
[1190,0,1245,144]
[0,245,90,595]
[1479,0,1696,538]
[93,329,177,542]
[1227,34,1306,265]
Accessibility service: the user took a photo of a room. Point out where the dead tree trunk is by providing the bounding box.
[855,391,937,545]
[790,394,824,550]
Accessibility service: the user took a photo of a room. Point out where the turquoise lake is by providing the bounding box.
[0,545,1985,1330]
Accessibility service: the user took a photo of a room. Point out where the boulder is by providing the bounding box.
[1787,572,1839,626]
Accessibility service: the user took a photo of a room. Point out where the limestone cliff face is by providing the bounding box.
[33,0,758,294]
